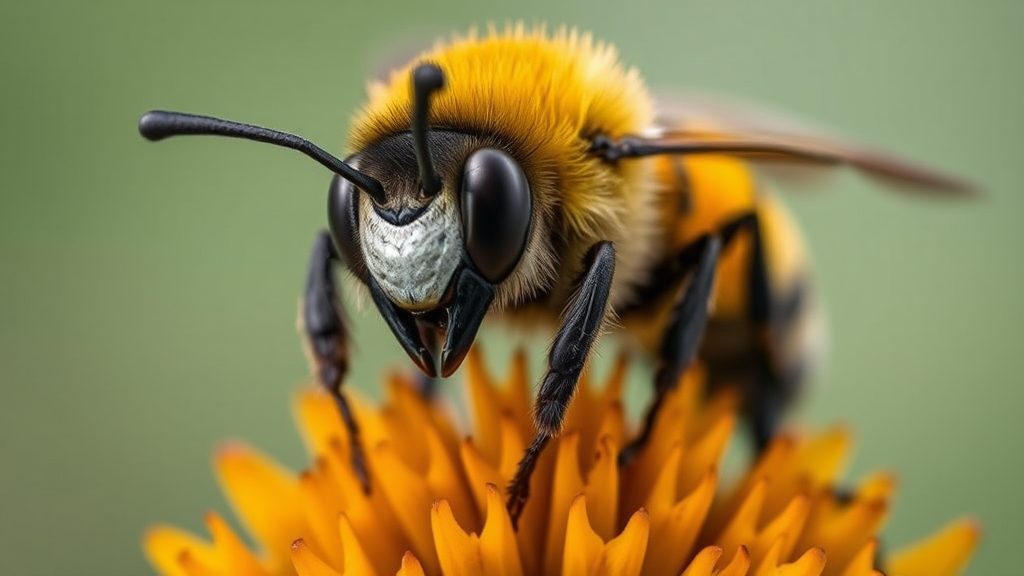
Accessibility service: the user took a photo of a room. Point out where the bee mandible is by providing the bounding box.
[138,26,972,524]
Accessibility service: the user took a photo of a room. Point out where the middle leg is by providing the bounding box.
[618,233,723,465]
[619,211,774,465]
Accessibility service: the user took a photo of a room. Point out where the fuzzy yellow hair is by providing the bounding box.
[348,24,662,308]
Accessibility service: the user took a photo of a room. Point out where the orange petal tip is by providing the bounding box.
[212,440,249,458]
[143,349,982,576]
[401,550,420,565]
[805,546,826,561]
[947,516,984,545]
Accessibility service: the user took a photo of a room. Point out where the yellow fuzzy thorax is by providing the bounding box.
[350,24,652,156]
[349,25,659,305]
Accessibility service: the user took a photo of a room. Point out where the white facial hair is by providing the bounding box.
[361,194,463,311]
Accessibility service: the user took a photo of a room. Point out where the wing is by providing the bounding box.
[599,93,976,196]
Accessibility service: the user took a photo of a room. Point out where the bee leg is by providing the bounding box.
[506,242,616,526]
[302,230,370,491]
[618,235,723,466]
[737,212,790,452]
[712,211,792,451]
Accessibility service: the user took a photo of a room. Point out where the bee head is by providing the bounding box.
[138,64,533,379]
[330,64,532,377]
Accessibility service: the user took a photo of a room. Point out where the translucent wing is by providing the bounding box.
[625,93,977,196]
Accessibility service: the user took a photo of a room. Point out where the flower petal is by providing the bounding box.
[465,347,503,463]
[499,349,533,429]
[625,385,689,513]
[679,546,723,576]
[546,432,586,575]
[689,384,739,441]
[566,353,628,470]
[291,538,342,576]
[644,443,684,517]
[712,435,796,537]
[295,388,346,462]
[643,469,717,576]
[386,375,440,471]
[177,549,223,576]
[396,552,426,576]
[298,469,346,569]
[339,513,381,576]
[717,546,752,576]
[839,539,880,576]
[459,437,504,516]
[583,434,620,540]
[794,495,886,571]
[497,414,527,481]
[148,351,980,576]
[319,440,408,574]
[716,480,768,566]
[372,441,436,571]
[594,401,626,465]
[144,525,218,576]
[888,518,980,576]
[854,472,896,502]
[773,546,826,576]
[753,494,810,564]
[562,495,605,576]
[603,508,650,576]
[214,442,304,572]
[426,424,477,530]
[203,512,266,575]
[431,499,482,576]
[466,347,532,463]
[480,484,525,576]
[677,413,734,497]
[754,537,822,576]
[765,428,850,520]
[514,429,556,576]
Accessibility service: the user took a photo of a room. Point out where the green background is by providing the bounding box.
[1,1,1020,574]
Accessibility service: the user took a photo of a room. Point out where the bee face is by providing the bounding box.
[328,129,533,376]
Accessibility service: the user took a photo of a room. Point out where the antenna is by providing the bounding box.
[138,110,387,204]
[410,63,445,197]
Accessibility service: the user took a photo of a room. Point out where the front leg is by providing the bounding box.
[506,242,616,525]
[302,230,370,490]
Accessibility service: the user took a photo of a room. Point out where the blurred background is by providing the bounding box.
[1,1,1021,574]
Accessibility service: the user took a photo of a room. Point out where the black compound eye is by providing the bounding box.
[460,148,532,283]
[327,174,369,283]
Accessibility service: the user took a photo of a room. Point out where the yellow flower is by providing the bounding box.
[144,349,978,576]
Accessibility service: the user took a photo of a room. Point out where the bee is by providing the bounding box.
[138,25,971,523]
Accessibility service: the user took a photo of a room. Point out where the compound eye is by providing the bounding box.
[327,174,369,283]
[460,148,532,283]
